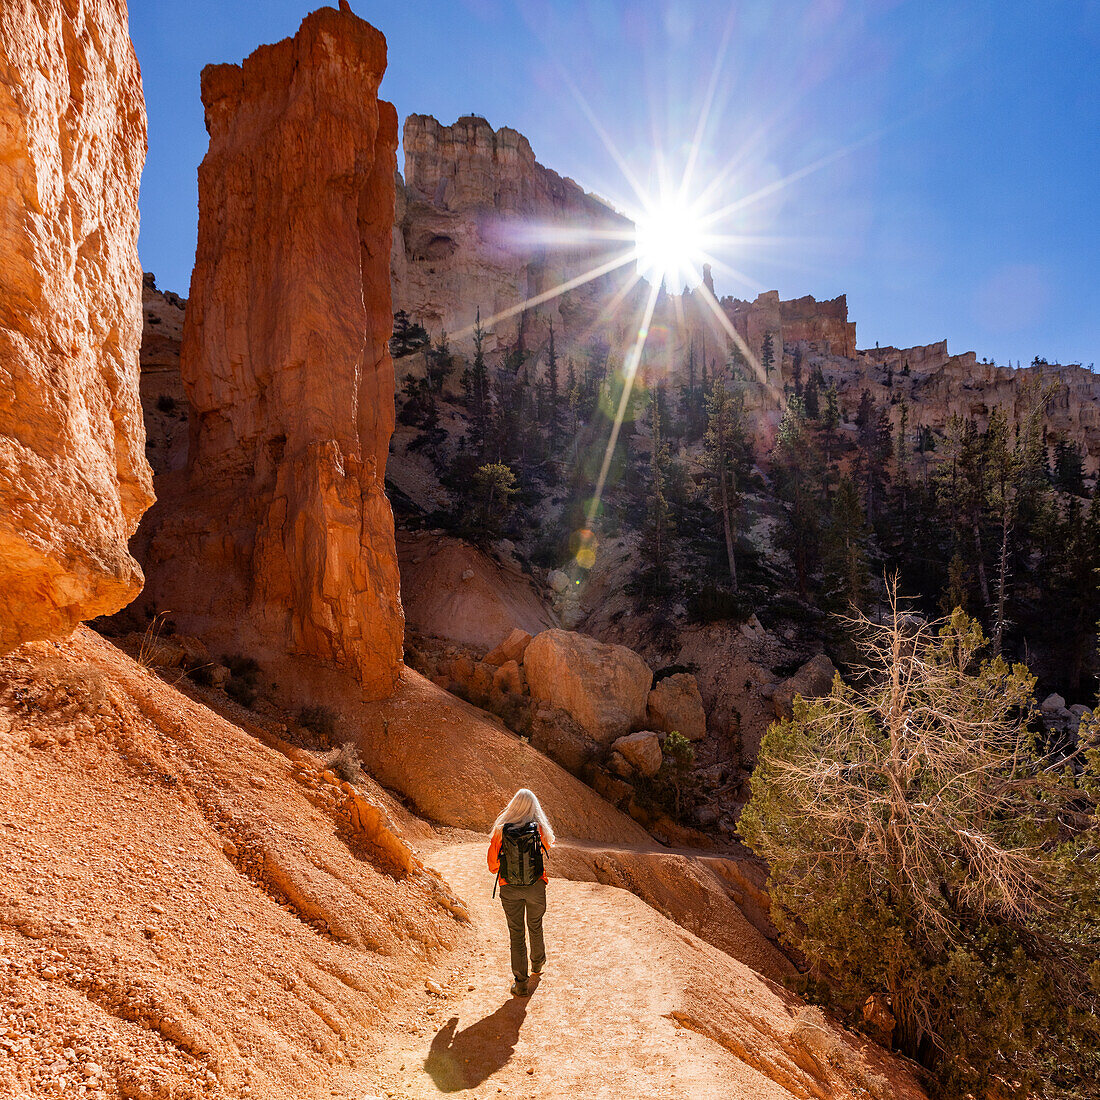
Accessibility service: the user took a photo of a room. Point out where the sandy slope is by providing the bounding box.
[0,629,466,1099]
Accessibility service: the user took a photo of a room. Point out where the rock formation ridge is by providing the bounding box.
[0,0,152,652]
[131,8,404,698]
[392,113,636,354]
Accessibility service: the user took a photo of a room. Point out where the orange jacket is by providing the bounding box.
[488,825,550,885]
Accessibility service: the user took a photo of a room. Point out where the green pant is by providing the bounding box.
[499,880,546,982]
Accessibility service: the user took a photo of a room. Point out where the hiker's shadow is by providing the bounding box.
[424,995,530,1091]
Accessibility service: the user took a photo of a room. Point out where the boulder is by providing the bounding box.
[547,569,571,594]
[611,731,663,778]
[1041,693,1067,712]
[450,660,494,707]
[0,0,153,651]
[484,628,533,667]
[524,629,652,744]
[586,769,634,810]
[646,673,707,742]
[771,654,837,719]
[491,660,523,696]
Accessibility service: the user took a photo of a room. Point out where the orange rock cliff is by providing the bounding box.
[0,0,153,652]
[130,7,404,698]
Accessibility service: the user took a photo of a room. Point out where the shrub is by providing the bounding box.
[299,705,336,741]
[224,678,257,708]
[687,583,751,623]
[222,654,260,708]
[740,593,1100,1098]
[155,394,177,414]
[324,741,363,785]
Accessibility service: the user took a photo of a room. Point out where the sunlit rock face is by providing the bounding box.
[721,291,857,360]
[0,0,153,653]
[133,7,404,698]
[392,114,638,355]
[838,344,1100,473]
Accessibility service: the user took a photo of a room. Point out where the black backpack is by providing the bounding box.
[495,821,545,892]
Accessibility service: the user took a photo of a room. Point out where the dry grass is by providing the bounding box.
[324,741,363,785]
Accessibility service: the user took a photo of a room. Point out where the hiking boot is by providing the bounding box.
[510,979,529,997]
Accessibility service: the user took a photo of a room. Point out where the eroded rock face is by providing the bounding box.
[134,8,403,698]
[524,628,652,744]
[392,114,638,355]
[839,344,1100,473]
[647,673,708,742]
[0,0,152,652]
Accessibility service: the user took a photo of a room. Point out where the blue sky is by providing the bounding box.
[131,0,1099,368]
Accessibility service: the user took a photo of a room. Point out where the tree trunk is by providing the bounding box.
[973,518,991,610]
[992,507,1011,655]
[720,471,738,592]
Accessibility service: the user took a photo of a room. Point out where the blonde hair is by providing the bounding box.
[492,788,555,846]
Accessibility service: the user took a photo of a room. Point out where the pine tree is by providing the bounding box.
[855,388,874,429]
[939,415,992,612]
[773,396,826,596]
[680,339,701,441]
[545,319,564,445]
[761,331,775,379]
[854,402,892,526]
[823,384,840,432]
[461,308,491,456]
[895,402,910,479]
[803,375,820,420]
[704,378,747,591]
[390,310,430,358]
[1053,439,1086,494]
[741,600,1100,1097]
[640,386,674,594]
[425,329,450,393]
[472,462,518,538]
[824,474,869,608]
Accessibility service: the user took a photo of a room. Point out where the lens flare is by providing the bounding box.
[572,528,599,570]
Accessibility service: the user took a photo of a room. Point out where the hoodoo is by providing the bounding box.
[134,8,404,697]
[0,0,153,652]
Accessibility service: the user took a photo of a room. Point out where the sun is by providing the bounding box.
[632,197,709,293]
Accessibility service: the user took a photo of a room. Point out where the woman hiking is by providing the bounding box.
[487,788,555,997]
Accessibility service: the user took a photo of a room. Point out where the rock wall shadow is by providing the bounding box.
[424,997,530,1091]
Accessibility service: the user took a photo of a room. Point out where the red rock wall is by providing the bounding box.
[0,0,153,653]
[139,8,403,698]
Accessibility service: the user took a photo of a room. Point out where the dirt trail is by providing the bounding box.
[374,842,828,1100]
[0,632,925,1099]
